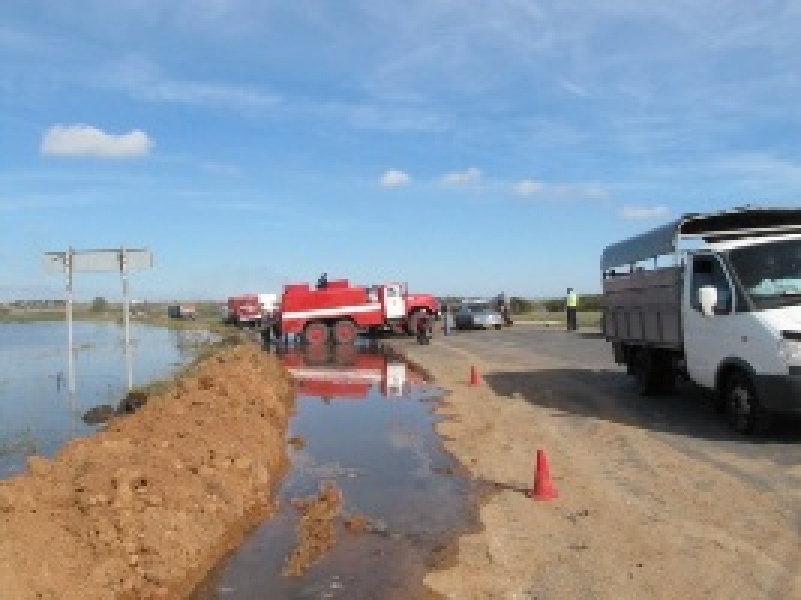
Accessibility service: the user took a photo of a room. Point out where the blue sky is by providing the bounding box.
[2,1,801,301]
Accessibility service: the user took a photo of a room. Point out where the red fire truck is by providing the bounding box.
[278,344,426,398]
[225,294,262,326]
[276,279,439,344]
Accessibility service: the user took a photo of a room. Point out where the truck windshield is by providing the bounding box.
[727,238,801,309]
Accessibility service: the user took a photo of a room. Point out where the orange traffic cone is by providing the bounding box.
[531,449,558,500]
[469,365,480,386]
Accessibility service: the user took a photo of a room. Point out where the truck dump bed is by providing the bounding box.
[603,267,683,350]
[602,207,801,353]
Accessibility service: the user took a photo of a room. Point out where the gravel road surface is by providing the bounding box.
[392,324,801,599]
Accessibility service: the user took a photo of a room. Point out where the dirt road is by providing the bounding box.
[392,325,801,599]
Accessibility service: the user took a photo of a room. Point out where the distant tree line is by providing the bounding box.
[541,294,603,312]
[5,299,66,309]
[438,294,603,314]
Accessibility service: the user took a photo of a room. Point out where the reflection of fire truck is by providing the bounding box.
[277,279,439,345]
[278,344,425,398]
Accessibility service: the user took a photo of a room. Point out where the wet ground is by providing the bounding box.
[0,322,214,478]
[193,342,474,599]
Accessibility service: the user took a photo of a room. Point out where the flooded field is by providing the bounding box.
[193,342,474,599]
[0,321,213,478]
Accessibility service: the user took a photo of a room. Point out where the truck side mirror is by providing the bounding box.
[698,286,718,317]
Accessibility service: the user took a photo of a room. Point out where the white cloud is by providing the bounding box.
[560,80,592,98]
[200,162,242,177]
[513,179,542,196]
[380,169,411,187]
[621,205,670,220]
[106,56,280,110]
[41,124,152,158]
[513,180,608,202]
[141,79,278,109]
[441,167,481,186]
[0,193,100,211]
[714,153,801,184]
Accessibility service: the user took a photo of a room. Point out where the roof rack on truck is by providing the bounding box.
[601,206,801,273]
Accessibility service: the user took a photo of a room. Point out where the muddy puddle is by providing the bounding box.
[0,322,215,479]
[193,341,473,599]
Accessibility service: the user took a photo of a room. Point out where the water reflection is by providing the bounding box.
[275,343,427,400]
[0,322,212,479]
[194,344,465,600]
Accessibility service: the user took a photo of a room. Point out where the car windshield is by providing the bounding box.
[727,238,801,309]
[466,303,492,312]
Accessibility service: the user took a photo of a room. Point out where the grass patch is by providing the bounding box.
[0,429,40,459]
[514,310,602,328]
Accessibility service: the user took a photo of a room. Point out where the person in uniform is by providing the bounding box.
[566,287,578,331]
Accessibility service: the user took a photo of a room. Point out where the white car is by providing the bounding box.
[453,302,504,330]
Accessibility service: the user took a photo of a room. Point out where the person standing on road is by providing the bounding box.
[442,303,451,336]
[566,287,578,331]
[498,292,512,326]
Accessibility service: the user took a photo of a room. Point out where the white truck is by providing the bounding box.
[601,206,801,433]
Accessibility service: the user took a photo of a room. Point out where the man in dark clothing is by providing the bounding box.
[497,292,512,326]
[317,273,328,290]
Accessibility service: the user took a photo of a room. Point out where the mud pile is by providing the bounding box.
[282,481,343,577]
[0,343,294,599]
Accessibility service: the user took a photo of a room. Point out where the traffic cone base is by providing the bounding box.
[469,365,480,385]
[531,448,558,500]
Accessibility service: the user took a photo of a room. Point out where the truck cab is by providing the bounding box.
[602,207,801,433]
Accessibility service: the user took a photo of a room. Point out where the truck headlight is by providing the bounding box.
[779,338,801,366]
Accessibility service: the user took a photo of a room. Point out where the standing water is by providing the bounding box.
[0,321,213,479]
[193,342,474,599]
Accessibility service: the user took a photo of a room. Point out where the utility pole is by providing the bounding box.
[120,247,133,391]
[66,247,76,396]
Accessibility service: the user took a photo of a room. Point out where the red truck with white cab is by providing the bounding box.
[225,294,262,326]
[276,278,439,344]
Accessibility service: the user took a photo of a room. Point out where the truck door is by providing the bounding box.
[383,284,405,320]
[683,254,737,390]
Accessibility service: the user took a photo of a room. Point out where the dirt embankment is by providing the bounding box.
[0,343,294,599]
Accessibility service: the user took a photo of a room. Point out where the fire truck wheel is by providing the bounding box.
[304,322,330,346]
[333,320,357,345]
[407,311,423,336]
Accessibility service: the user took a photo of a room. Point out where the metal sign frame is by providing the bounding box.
[43,247,154,397]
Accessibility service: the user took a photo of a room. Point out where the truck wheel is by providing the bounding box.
[333,320,357,345]
[632,348,658,396]
[723,371,767,434]
[632,349,674,396]
[407,311,423,337]
[304,322,329,346]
